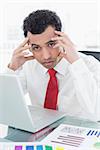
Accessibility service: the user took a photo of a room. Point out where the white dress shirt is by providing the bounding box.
[6,53,100,121]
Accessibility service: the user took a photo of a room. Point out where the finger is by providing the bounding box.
[53,43,61,49]
[58,52,67,59]
[57,51,63,60]
[53,40,65,49]
[52,36,71,46]
[52,36,68,46]
[17,52,26,58]
[54,30,65,36]
[18,50,33,57]
[15,45,31,54]
[53,42,66,53]
[25,56,35,61]
[51,36,64,41]
[54,31,75,46]
[15,53,34,63]
[17,37,29,48]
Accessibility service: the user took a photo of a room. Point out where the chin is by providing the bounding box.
[43,64,55,69]
[44,66,53,69]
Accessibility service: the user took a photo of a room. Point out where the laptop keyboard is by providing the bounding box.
[28,106,52,122]
[28,105,63,124]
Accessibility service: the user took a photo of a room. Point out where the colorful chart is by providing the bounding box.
[42,124,100,150]
[0,143,64,150]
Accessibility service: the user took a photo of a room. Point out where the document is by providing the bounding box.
[0,124,100,150]
[42,124,100,150]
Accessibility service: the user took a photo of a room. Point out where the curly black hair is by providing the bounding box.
[23,9,62,37]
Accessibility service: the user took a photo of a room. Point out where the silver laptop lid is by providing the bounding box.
[0,74,34,131]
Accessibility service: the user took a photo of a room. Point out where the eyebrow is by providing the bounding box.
[46,40,57,44]
[31,44,39,47]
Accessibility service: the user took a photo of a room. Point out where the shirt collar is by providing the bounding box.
[54,58,69,76]
[35,61,48,75]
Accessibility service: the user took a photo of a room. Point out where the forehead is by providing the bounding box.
[27,26,56,45]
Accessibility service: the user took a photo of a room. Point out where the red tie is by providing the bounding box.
[44,68,58,110]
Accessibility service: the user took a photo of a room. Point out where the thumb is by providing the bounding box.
[25,56,35,61]
[59,51,67,59]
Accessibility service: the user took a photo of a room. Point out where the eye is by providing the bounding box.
[48,41,56,48]
[31,45,41,51]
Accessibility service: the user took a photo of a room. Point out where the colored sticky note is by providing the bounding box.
[26,145,34,150]
[15,146,22,150]
[56,147,64,150]
[94,142,100,149]
[36,145,43,150]
[45,145,53,150]
[97,132,100,137]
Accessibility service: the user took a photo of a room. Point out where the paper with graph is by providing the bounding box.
[42,124,100,150]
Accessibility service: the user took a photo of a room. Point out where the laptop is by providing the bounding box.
[0,74,66,133]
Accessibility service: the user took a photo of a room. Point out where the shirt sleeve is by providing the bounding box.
[69,56,100,121]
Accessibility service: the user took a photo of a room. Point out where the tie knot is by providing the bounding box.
[48,68,57,77]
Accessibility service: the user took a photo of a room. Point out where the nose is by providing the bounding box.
[42,47,51,59]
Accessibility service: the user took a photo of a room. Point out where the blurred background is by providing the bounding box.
[0,0,99,73]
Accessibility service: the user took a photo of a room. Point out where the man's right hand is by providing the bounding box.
[8,38,34,71]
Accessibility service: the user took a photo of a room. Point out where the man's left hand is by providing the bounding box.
[52,30,79,64]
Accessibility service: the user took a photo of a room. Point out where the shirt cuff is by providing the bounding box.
[4,67,16,74]
[4,66,22,74]
[69,58,90,77]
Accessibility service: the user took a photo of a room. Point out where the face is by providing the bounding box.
[27,26,60,69]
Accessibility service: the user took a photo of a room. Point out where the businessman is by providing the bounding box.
[7,9,100,121]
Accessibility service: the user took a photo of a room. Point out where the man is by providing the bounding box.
[7,9,100,121]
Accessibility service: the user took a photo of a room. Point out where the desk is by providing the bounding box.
[1,116,100,142]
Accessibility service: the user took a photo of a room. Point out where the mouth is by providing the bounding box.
[43,61,55,68]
